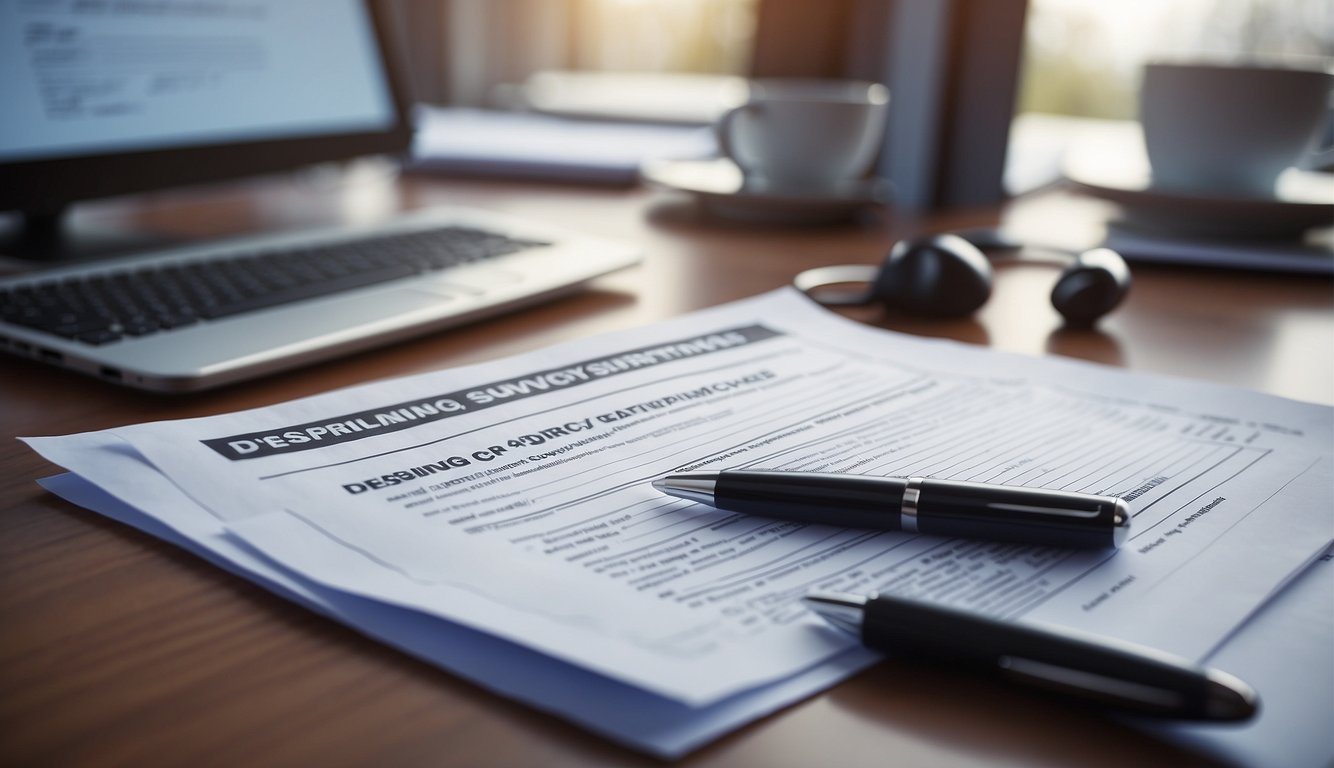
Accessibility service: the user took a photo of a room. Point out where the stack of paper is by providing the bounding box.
[408,107,717,186]
[23,290,1333,762]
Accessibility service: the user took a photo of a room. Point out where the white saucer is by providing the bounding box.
[1062,136,1334,239]
[641,158,891,224]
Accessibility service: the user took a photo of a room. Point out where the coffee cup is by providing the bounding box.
[716,79,889,188]
[1138,62,1333,199]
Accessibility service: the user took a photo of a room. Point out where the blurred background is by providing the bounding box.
[1019,0,1333,120]
[390,0,1334,207]
[396,0,1334,116]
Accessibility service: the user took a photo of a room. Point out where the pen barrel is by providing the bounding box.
[714,471,907,529]
[862,594,1251,720]
[913,478,1127,548]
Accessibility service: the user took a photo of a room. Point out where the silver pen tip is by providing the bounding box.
[803,590,870,635]
[651,473,717,504]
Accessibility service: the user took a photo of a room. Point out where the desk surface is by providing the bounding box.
[3,169,1330,767]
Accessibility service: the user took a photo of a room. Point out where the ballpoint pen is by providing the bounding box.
[803,590,1259,721]
[652,470,1131,548]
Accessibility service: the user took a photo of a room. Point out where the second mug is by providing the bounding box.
[1139,62,1333,199]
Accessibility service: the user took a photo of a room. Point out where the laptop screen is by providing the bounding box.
[0,0,410,221]
[0,0,398,163]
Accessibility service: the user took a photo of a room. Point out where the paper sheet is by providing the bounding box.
[409,106,716,185]
[24,289,1333,750]
[1148,545,1334,768]
[34,460,875,759]
[36,472,1334,764]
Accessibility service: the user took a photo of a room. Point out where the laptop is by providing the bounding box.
[0,0,639,392]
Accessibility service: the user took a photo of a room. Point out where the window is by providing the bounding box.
[1008,0,1334,193]
[571,0,758,75]
[392,0,758,109]
[1019,0,1333,121]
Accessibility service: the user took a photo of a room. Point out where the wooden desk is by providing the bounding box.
[3,170,1330,767]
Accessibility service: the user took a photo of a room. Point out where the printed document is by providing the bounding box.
[1149,546,1334,768]
[32,460,877,758]
[25,289,1332,709]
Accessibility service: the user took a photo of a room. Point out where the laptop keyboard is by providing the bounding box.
[0,226,548,346]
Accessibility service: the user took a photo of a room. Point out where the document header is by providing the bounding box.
[202,325,782,460]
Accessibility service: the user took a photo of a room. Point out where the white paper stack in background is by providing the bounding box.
[409,107,716,186]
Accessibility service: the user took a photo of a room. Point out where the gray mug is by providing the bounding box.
[716,80,889,187]
[1139,63,1333,199]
